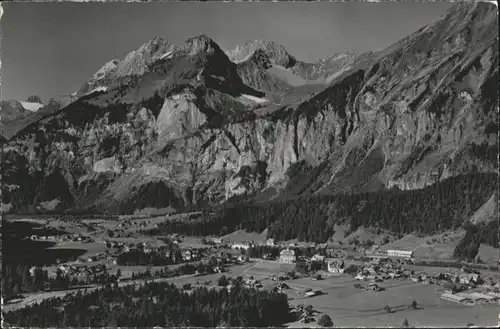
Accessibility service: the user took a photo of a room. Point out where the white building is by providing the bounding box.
[279,248,296,264]
[311,254,325,262]
[29,266,38,277]
[327,259,345,273]
[441,292,466,303]
[387,250,414,259]
[231,242,252,250]
[267,238,275,246]
[467,292,496,302]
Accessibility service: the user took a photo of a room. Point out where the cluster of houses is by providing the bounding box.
[364,246,415,259]
[327,259,345,274]
[229,238,276,251]
[352,256,498,298]
[84,252,116,263]
[279,248,297,264]
[30,263,109,281]
[354,257,419,285]
[30,233,93,243]
[181,248,202,261]
[102,240,192,263]
[277,248,347,275]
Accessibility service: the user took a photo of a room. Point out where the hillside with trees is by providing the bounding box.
[147,173,498,245]
[4,281,291,327]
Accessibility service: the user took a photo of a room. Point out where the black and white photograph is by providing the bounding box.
[0,0,498,327]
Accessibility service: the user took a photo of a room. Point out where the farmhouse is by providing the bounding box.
[231,242,252,250]
[279,248,296,264]
[305,289,322,297]
[29,266,38,276]
[266,238,275,246]
[212,237,223,244]
[182,249,200,261]
[459,273,480,285]
[327,259,345,273]
[466,292,496,303]
[387,250,414,259]
[311,254,325,262]
[441,292,473,304]
[366,283,382,291]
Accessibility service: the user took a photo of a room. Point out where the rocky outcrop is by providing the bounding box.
[235,49,292,94]
[2,2,498,214]
[26,95,43,104]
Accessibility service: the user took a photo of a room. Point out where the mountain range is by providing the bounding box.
[1,1,498,218]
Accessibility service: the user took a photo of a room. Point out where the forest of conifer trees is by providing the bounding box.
[147,173,497,247]
[4,281,291,327]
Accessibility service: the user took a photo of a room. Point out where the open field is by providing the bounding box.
[5,257,498,327]
[221,229,268,243]
[4,216,499,327]
[243,259,296,276]
[243,260,499,328]
[178,236,210,249]
[477,244,500,264]
[291,280,498,327]
[47,242,108,258]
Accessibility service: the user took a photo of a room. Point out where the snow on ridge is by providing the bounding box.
[86,86,108,95]
[19,101,44,112]
[241,94,269,104]
[159,50,175,60]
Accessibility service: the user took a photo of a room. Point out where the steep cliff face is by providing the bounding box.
[2,2,498,214]
[235,49,292,94]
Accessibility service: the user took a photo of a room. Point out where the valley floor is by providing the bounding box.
[3,215,499,327]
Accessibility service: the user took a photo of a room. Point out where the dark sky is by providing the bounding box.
[1,2,453,102]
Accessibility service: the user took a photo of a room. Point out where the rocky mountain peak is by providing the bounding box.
[136,36,176,59]
[26,95,43,104]
[115,36,176,77]
[1,2,497,216]
[227,39,296,68]
[182,34,225,57]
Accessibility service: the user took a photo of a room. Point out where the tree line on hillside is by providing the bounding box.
[146,174,497,245]
[3,280,291,327]
[453,220,499,262]
[245,245,281,259]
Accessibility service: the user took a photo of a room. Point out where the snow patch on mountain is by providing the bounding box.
[86,86,108,95]
[240,94,269,104]
[19,101,44,112]
[160,49,176,60]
